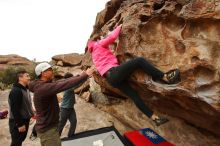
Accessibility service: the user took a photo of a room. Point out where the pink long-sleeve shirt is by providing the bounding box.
[87,26,121,76]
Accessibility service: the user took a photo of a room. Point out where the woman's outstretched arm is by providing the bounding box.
[99,25,122,48]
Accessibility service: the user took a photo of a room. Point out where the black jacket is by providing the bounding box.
[8,83,33,127]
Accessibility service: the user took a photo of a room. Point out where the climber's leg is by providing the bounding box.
[106,57,164,85]
[107,80,168,126]
[116,81,154,118]
[106,57,180,85]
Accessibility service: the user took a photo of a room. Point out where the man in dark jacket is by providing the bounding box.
[8,70,34,146]
[29,62,94,146]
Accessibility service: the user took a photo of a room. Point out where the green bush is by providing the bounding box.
[0,66,36,86]
[0,65,61,88]
[29,70,38,80]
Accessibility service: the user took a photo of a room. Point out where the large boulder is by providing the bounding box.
[83,0,220,136]
[0,54,33,71]
[51,53,84,78]
[52,53,83,67]
[52,65,82,78]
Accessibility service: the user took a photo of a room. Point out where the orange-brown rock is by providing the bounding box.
[52,53,83,67]
[0,54,33,71]
[83,0,220,136]
[53,65,82,78]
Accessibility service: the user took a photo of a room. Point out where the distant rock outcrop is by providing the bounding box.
[0,54,33,71]
[83,0,220,136]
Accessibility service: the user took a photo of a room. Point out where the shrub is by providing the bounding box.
[0,66,36,86]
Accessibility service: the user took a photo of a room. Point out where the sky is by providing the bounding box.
[0,0,109,61]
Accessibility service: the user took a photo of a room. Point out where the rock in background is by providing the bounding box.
[0,54,34,71]
[51,53,84,78]
[52,53,83,67]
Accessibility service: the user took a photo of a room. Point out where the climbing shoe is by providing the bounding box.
[165,69,180,84]
[153,117,169,126]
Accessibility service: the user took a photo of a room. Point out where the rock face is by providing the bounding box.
[0,54,33,71]
[88,77,220,146]
[52,53,83,67]
[83,0,220,136]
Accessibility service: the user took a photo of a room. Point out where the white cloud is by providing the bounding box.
[0,0,109,61]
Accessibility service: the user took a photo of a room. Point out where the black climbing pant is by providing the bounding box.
[106,57,164,118]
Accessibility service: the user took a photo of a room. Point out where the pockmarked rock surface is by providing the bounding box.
[83,0,220,136]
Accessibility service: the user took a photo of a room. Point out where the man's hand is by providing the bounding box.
[18,125,26,133]
[85,66,96,77]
